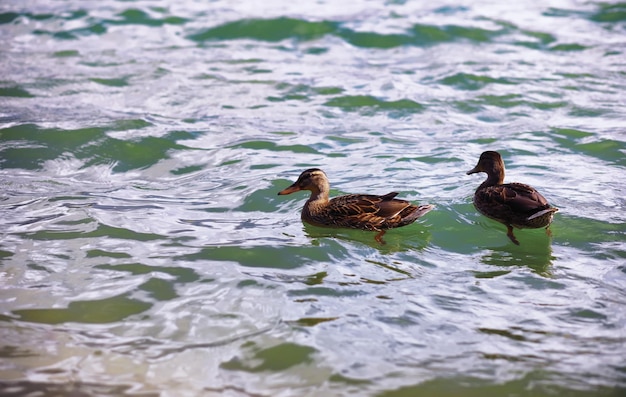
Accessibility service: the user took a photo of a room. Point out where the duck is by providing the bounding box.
[278,168,434,243]
[466,151,558,245]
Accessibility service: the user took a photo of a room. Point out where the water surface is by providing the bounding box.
[1,0,625,396]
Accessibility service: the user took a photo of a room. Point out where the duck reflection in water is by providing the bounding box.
[477,235,555,277]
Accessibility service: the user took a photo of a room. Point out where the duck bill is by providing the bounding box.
[277,183,301,195]
[466,166,480,175]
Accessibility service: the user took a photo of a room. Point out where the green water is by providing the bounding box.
[1,1,625,396]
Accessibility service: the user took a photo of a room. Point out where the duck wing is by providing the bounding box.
[324,192,419,230]
[327,192,404,216]
[477,183,551,220]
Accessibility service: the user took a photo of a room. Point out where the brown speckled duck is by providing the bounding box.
[467,151,558,245]
[278,168,434,243]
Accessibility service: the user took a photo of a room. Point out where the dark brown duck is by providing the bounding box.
[467,151,558,245]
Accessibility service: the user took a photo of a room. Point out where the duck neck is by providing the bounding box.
[303,185,330,216]
[478,167,505,190]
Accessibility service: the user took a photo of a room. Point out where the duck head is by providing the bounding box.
[278,168,330,196]
[467,151,505,185]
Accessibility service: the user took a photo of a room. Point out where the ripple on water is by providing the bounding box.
[1,0,625,396]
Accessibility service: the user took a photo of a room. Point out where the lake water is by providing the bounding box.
[1,0,625,396]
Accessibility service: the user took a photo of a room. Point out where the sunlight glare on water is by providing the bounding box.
[0,0,625,396]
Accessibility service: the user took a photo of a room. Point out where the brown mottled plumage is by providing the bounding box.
[278,168,433,243]
[467,151,558,245]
